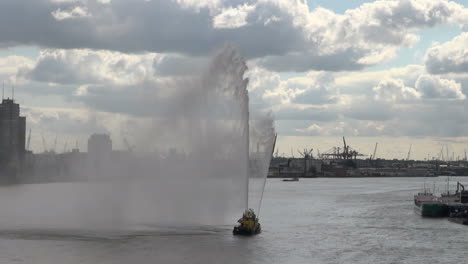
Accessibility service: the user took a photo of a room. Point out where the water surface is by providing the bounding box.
[1,177,467,264]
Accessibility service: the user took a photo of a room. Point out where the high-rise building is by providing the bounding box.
[0,99,26,164]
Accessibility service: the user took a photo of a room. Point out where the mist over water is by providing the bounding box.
[0,45,275,230]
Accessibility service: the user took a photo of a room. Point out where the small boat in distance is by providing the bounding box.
[283,177,299,182]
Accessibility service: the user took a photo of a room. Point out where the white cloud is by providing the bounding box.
[373,78,421,102]
[213,4,255,29]
[259,0,468,71]
[0,56,34,79]
[415,74,465,99]
[425,32,468,74]
[262,71,337,105]
[52,6,90,20]
[21,49,156,85]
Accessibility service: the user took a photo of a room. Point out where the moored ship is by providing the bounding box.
[414,189,448,217]
[446,182,468,225]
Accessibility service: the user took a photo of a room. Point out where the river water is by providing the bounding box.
[1,177,467,264]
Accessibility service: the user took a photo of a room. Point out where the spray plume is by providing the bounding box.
[0,45,275,230]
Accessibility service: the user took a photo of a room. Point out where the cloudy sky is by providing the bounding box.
[1,0,468,159]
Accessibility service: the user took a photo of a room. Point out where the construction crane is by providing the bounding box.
[406,144,412,161]
[371,142,378,160]
[26,128,32,151]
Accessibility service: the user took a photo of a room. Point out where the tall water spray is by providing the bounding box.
[0,45,275,230]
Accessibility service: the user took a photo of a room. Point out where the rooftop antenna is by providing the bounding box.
[11,80,14,101]
[2,81,4,100]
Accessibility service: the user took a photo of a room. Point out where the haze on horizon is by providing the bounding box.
[1,0,468,160]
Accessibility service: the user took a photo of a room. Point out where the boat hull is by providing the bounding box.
[448,218,468,225]
[414,203,448,217]
[233,225,261,236]
[282,178,299,182]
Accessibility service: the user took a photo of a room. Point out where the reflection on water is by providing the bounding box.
[1,177,468,264]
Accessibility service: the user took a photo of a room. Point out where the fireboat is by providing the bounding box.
[233,209,261,236]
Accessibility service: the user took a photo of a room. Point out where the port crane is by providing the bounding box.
[371,142,378,160]
[406,144,412,161]
[320,137,365,160]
